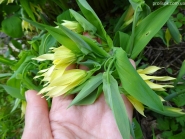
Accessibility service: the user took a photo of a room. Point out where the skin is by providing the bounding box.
[22,60,135,139]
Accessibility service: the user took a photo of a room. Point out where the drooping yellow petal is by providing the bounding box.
[33,54,54,61]
[145,80,174,91]
[45,86,68,97]
[38,86,55,95]
[137,66,161,74]
[127,95,145,117]
[49,69,87,86]
[139,74,175,81]
[166,107,184,114]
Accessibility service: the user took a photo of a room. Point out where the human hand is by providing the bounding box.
[22,60,135,139]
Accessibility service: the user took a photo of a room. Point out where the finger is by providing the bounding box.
[22,90,52,139]
[122,95,133,121]
[129,59,136,69]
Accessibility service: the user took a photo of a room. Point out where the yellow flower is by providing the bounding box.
[34,46,77,81]
[34,46,87,97]
[38,69,87,97]
[22,20,34,31]
[0,0,14,4]
[137,66,175,91]
[61,20,83,33]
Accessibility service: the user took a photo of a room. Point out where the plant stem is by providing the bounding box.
[164,89,185,101]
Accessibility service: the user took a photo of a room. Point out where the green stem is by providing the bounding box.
[128,6,139,56]
[164,89,185,101]
[0,56,15,66]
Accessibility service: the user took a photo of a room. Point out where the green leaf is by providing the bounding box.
[20,0,36,21]
[57,10,74,23]
[39,33,57,55]
[80,35,109,58]
[71,84,103,105]
[114,5,134,32]
[69,73,103,106]
[1,15,23,38]
[56,23,92,55]
[129,0,145,11]
[174,60,185,87]
[0,56,15,66]
[69,9,97,33]
[154,29,166,45]
[113,31,130,51]
[131,4,179,59]
[115,48,163,111]
[51,0,69,10]
[76,0,107,39]
[133,118,143,139]
[11,98,21,112]
[103,72,130,139]
[0,73,12,79]
[157,117,170,130]
[0,85,25,100]
[45,25,83,54]
[167,18,181,44]
[169,131,185,139]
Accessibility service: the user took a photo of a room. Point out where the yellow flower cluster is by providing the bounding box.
[34,46,87,97]
[138,66,175,91]
[126,66,176,117]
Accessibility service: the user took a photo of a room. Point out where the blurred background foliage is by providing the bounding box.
[0,0,185,138]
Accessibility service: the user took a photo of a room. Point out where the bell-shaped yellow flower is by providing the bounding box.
[38,69,87,97]
[22,20,35,31]
[34,46,77,80]
[61,20,83,33]
[137,66,175,91]
[34,46,87,97]
[0,0,14,4]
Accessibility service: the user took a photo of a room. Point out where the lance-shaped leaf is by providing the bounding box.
[69,9,97,33]
[80,35,109,58]
[20,0,35,21]
[174,60,185,87]
[115,48,163,111]
[45,26,82,54]
[56,23,92,55]
[76,0,106,39]
[131,3,179,59]
[70,84,103,106]
[103,72,130,139]
[167,18,181,44]
[0,85,25,100]
[22,18,81,54]
[57,23,109,58]
[76,0,113,50]
[69,73,103,106]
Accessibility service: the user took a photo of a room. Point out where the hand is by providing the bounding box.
[22,60,135,139]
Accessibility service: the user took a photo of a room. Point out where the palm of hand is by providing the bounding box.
[50,94,128,139]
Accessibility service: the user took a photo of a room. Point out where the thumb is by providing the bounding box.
[22,90,52,139]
